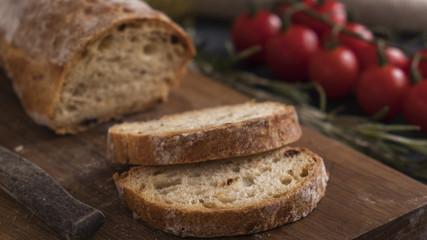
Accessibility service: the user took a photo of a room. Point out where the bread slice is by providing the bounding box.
[108,102,302,165]
[0,0,195,134]
[113,147,328,237]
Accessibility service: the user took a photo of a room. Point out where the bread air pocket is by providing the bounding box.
[0,0,195,134]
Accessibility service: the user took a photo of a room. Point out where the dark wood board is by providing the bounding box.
[0,70,426,240]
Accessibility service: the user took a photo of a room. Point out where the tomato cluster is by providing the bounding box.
[231,0,427,133]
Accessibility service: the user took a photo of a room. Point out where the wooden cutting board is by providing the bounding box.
[0,70,426,240]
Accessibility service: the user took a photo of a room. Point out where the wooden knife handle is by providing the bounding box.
[0,146,104,240]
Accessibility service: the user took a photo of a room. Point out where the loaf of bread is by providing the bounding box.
[108,102,302,165]
[113,147,328,238]
[0,0,195,134]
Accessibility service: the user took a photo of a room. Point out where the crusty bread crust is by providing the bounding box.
[0,0,195,134]
[113,147,328,238]
[108,102,302,165]
[55,96,167,135]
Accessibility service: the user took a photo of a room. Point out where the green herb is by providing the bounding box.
[192,50,427,181]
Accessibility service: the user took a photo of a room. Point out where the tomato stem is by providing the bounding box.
[325,24,342,49]
[246,0,257,17]
[376,40,388,67]
[372,27,395,43]
[317,0,327,5]
[279,1,370,43]
[345,7,356,23]
[300,7,372,44]
[281,3,306,31]
[410,53,423,84]
[193,50,427,180]
[422,32,427,49]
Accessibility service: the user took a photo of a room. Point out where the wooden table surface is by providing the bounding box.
[0,71,426,240]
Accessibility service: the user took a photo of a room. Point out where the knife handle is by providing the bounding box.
[0,146,104,240]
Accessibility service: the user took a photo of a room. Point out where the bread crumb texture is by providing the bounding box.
[114,101,286,134]
[114,147,328,237]
[108,102,302,165]
[54,20,189,127]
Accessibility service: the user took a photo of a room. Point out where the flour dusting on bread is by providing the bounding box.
[0,0,195,134]
[108,102,302,165]
[113,147,328,237]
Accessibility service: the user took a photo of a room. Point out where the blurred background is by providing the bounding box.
[143,0,427,182]
[148,0,427,33]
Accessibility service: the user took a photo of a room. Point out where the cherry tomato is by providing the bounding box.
[309,46,359,99]
[356,65,410,120]
[358,44,408,71]
[323,22,373,55]
[407,49,427,79]
[265,25,319,82]
[313,0,346,24]
[295,0,346,39]
[277,0,345,39]
[403,81,427,133]
[231,10,281,64]
[277,0,315,22]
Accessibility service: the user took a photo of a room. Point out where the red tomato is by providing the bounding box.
[356,66,410,120]
[309,46,359,99]
[277,0,345,39]
[407,49,427,79]
[323,22,373,54]
[277,0,315,21]
[358,44,408,71]
[314,0,347,24]
[265,25,319,82]
[299,0,346,39]
[403,81,427,133]
[231,10,281,64]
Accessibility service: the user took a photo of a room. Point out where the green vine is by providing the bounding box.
[193,49,427,181]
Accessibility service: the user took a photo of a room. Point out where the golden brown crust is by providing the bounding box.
[108,103,302,165]
[113,147,328,237]
[0,0,195,134]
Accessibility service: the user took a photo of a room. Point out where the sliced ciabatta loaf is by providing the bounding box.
[0,0,195,134]
[113,147,328,237]
[108,102,302,165]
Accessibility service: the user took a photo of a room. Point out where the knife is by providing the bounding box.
[0,145,104,240]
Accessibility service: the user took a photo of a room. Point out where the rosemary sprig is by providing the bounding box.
[192,52,427,180]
